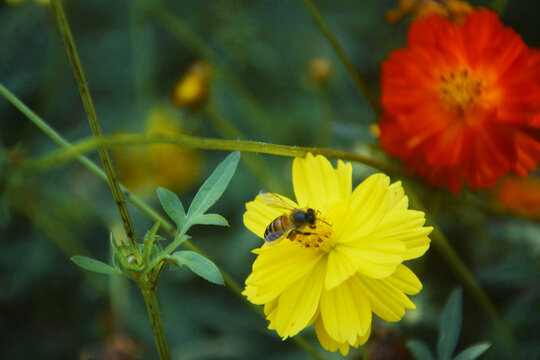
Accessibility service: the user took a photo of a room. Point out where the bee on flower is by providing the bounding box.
[243,154,432,355]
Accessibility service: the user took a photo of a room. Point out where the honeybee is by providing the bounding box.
[259,191,317,245]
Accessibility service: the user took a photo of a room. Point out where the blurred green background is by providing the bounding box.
[0,0,539,359]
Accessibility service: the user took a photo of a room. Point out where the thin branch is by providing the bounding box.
[50,0,139,252]
[300,0,382,114]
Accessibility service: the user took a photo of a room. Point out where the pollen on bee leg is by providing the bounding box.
[292,214,334,252]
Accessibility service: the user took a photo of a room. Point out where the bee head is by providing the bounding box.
[306,208,316,225]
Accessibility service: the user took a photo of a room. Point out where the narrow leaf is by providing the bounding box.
[71,256,121,275]
[187,151,240,217]
[192,213,229,227]
[407,340,435,360]
[157,187,185,226]
[169,251,224,285]
[172,234,191,248]
[438,288,463,360]
[143,222,160,264]
[453,343,491,360]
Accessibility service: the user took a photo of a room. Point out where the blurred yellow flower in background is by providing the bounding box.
[171,61,212,111]
[115,104,202,196]
[243,154,432,355]
[307,57,333,86]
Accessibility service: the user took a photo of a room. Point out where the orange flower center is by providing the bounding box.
[288,213,334,252]
[439,68,483,114]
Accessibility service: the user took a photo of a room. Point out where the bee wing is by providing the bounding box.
[265,225,298,245]
[259,191,297,211]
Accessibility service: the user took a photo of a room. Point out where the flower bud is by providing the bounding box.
[307,57,333,85]
[171,61,212,110]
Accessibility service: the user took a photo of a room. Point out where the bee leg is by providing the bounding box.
[294,230,313,236]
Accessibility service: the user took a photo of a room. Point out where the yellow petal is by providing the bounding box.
[388,181,408,211]
[244,241,324,304]
[343,237,405,279]
[272,256,326,338]
[352,325,371,347]
[314,317,351,356]
[325,243,362,289]
[243,194,298,239]
[385,264,422,295]
[371,209,432,260]
[264,298,279,330]
[334,173,390,242]
[292,153,340,209]
[314,316,371,356]
[356,265,419,322]
[336,160,352,201]
[319,275,372,344]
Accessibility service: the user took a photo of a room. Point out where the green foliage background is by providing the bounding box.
[0,0,539,359]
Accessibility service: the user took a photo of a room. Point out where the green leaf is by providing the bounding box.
[453,343,491,360]
[407,340,435,360]
[71,256,122,275]
[187,151,240,218]
[143,222,160,264]
[157,187,185,226]
[191,213,229,227]
[168,251,224,285]
[172,234,191,248]
[438,288,463,360]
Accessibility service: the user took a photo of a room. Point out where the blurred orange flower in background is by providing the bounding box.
[492,176,540,218]
[385,0,472,24]
[379,9,540,193]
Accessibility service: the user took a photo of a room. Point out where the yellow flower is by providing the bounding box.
[115,104,202,195]
[243,154,432,355]
[171,61,212,110]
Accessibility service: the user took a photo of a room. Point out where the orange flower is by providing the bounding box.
[493,176,540,218]
[385,0,472,24]
[379,10,540,192]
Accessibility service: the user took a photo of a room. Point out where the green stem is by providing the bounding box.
[204,106,286,192]
[141,289,171,360]
[20,133,402,176]
[50,0,139,253]
[405,183,519,357]
[300,0,382,114]
[491,0,511,14]
[0,83,322,359]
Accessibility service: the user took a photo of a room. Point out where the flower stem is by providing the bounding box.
[50,0,139,254]
[204,106,286,192]
[300,0,382,114]
[405,183,519,357]
[491,0,511,14]
[140,288,171,360]
[20,132,403,176]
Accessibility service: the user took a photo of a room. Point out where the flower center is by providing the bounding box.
[288,213,334,252]
[439,68,483,114]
